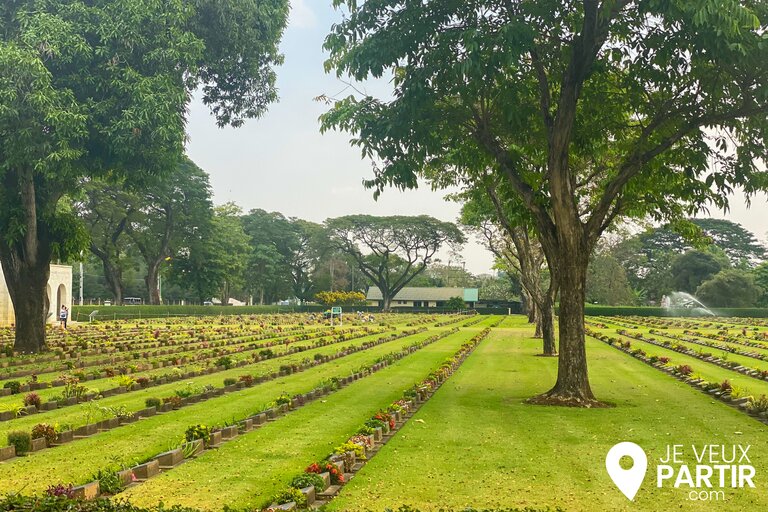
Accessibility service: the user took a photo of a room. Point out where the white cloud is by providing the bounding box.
[289,0,316,29]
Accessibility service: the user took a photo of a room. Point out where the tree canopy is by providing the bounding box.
[0,0,289,352]
[322,0,768,405]
[326,215,465,311]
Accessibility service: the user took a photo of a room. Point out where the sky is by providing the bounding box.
[185,1,768,275]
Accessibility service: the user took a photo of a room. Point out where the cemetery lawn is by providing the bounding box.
[0,326,448,494]
[122,326,485,510]
[328,316,768,512]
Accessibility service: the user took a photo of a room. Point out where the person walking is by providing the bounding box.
[59,306,69,329]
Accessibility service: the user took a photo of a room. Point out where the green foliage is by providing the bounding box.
[7,431,32,454]
[326,215,465,310]
[444,297,467,310]
[696,270,762,307]
[670,250,726,293]
[30,424,57,445]
[184,424,213,445]
[2,381,21,395]
[144,398,161,409]
[92,468,124,495]
[0,495,201,511]
[289,472,326,491]
[215,357,234,370]
[272,487,307,507]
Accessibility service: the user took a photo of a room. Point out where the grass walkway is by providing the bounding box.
[329,317,768,512]
[0,328,445,494]
[122,327,487,510]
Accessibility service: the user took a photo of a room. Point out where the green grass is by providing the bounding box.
[0,327,450,493]
[329,317,768,512]
[597,331,768,397]
[121,328,484,510]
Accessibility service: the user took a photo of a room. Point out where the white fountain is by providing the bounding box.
[661,291,716,317]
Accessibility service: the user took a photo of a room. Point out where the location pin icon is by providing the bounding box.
[605,442,648,501]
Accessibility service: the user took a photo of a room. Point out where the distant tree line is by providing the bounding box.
[76,159,514,308]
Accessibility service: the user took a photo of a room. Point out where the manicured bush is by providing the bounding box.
[3,381,21,395]
[223,378,237,386]
[145,398,161,409]
[7,431,32,454]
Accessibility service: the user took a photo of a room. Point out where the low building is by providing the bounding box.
[0,264,73,325]
[366,287,479,309]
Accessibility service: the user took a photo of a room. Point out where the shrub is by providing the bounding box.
[145,397,161,409]
[289,472,325,491]
[215,356,233,369]
[274,393,292,406]
[719,380,733,392]
[223,378,237,386]
[238,374,254,386]
[185,424,213,444]
[93,468,124,495]
[258,349,274,358]
[334,441,366,461]
[45,484,76,499]
[674,365,693,376]
[747,395,768,414]
[3,381,21,395]
[272,487,307,507]
[31,423,57,445]
[7,431,32,454]
[23,392,42,409]
[162,395,182,409]
[305,461,344,485]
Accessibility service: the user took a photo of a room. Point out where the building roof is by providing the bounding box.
[366,287,479,302]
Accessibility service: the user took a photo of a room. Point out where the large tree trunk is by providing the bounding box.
[1,255,51,353]
[381,291,392,312]
[145,260,161,305]
[531,235,601,406]
[0,169,54,353]
[532,301,542,337]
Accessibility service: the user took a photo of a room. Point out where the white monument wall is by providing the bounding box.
[0,264,73,325]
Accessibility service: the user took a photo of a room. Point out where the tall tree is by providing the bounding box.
[77,181,138,304]
[0,0,289,352]
[322,1,768,405]
[696,270,762,308]
[126,159,213,304]
[326,215,465,311]
[210,204,251,305]
[461,193,556,355]
[670,249,728,294]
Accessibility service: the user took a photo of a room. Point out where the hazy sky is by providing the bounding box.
[185,2,767,275]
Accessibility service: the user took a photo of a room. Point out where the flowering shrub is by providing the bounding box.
[23,393,42,409]
[238,375,254,386]
[306,462,344,485]
[334,441,366,461]
[674,365,693,376]
[373,410,395,430]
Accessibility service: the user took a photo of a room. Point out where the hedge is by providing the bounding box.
[582,305,768,318]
